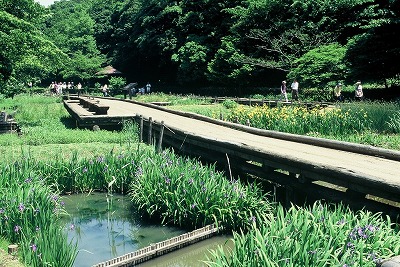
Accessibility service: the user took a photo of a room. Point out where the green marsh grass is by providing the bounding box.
[206,202,400,267]
[134,92,212,105]
[169,104,229,118]
[129,149,273,231]
[0,163,77,267]
[0,94,137,147]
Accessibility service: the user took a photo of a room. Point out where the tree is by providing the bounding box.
[344,0,400,86]
[288,43,347,88]
[222,0,374,84]
[108,76,126,93]
[172,41,209,84]
[207,37,253,86]
[89,0,126,59]
[0,1,66,95]
[43,0,105,82]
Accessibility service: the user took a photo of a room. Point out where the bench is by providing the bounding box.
[79,98,109,115]
[150,101,171,106]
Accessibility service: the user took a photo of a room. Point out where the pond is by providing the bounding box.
[62,192,232,267]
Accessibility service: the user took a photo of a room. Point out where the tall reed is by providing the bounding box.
[206,202,400,266]
[0,163,77,266]
[129,148,272,231]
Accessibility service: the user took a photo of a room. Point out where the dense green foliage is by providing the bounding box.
[0,0,66,97]
[2,0,399,97]
[42,0,105,83]
[129,149,272,231]
[0,163,77,266]
[207,203,400,266]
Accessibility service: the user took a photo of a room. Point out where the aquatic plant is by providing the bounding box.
[206,202,400,267]
[129,148,272,231]
[0,163,77,267]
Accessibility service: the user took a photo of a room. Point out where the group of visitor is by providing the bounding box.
[102,82,152,98]
[49,81,82,95]
[136,82,152,95]
[333,80,364,102]
[280,79,364,102]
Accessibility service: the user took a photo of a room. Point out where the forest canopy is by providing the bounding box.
[1,0,399,95]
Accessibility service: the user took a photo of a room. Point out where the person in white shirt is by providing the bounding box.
[77,82,82,97]
[291,79,299,101]
[355,80,363,101]
[102,84,108,97]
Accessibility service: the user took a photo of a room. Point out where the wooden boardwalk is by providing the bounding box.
[92,224,219,267]
[64,96,400,216]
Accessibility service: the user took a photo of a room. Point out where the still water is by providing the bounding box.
[62,193,232,267]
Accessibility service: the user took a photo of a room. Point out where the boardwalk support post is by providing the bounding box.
[157,121,165,153]
[148,117,153,145]
[139,115,143,142]
[285,186,294,209]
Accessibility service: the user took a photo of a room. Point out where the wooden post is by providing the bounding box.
[157,121,165,153]
[346,189,366,200]
[219,113,223,120]
[148,117,153,145]
[249,97,251,106]
[8,244,18,254]
[298,174,310,184]
[139,115,143,142]
[285,186,294,209]
[246,119,250,127]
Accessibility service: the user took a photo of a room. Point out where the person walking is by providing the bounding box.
[280,81,288,102]
[146,82,151,94]
[354,80,363,101]
[77,82,82,97]
[334,82,343,102]
[291,79,299,101]
[102,84,108,97]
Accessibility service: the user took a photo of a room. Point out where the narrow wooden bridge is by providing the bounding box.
[64,96,400,217]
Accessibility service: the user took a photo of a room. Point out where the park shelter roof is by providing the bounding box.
[96,65,122,76]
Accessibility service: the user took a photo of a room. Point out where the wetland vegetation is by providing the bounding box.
[1,94,399,266]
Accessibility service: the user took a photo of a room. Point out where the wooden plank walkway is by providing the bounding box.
[64,96,400,214]
[92,224,219,267]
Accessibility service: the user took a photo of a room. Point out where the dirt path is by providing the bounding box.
[0,249,24,267]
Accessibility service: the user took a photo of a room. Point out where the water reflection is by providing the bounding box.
[62,193,185,267]
[137,236,233,267]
